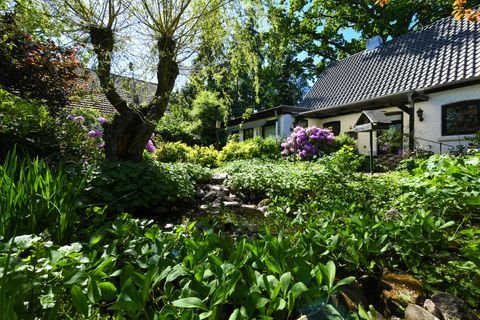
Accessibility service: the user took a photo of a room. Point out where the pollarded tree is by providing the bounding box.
[45,0,227,161]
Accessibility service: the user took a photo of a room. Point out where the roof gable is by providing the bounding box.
[299,17,480,111]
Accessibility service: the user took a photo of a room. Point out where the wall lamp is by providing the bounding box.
[416,107,424,121]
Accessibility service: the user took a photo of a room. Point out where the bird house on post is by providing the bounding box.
[354,110,392,174]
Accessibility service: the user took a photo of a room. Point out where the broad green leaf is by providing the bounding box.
[280,272,292,294]
[255,297,269,309]
[264,256,282,274]
[290,282,308,298]
[65,270,88,285]
[277,298,286,310]
[325,261,336,290]
[438,221,455,229]
[71,285,89,317]
[172,297,208,311]
[98,282,117,301]
[320,304,344,319]
[200,311,213,319]
[332,276,356,291]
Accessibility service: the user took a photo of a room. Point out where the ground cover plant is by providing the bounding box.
[0,143,479,318]
[85,159,212,213]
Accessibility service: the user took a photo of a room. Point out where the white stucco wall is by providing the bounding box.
[306,106,407,155]
[305,84,480,154]
[414,84,480,153]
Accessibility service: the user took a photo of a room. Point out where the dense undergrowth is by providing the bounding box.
[1,92,479,318]
[1,148,479,319]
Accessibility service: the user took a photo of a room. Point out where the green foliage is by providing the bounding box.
[333,133,358,151]
[0,150,87,243]
[156,93,198,145]
[85,159,211,213]
[0,13,85,113]
[188,145,220,167]
[394,154,480,218]
[0,88,104,163]
[0,87,54,144]
[190,90,228,146]
[0,214,356,319]
[56,108,105,163]
[157,142,220,168]
[218,137,281,163]
[156,141,192,163]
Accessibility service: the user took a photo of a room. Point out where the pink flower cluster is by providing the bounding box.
[281,126,335,160]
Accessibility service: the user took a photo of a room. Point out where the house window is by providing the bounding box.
[243,128,254,140]
[323,121,341,136]
[296,119,308,128]
[262,124,276,138]
[442,101,480,135]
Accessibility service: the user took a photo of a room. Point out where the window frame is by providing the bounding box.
[243,128,254,140]
[323,121,341,136]
[441,100,480,136]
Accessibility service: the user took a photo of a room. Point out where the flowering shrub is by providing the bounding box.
[281,126,335,160]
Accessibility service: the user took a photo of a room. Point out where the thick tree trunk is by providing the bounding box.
[90,26,178,162]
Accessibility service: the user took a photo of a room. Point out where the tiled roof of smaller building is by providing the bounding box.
[69,71,157,115]
[299,17,480,111]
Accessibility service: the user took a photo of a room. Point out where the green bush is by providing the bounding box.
[0,87,56,158]
[85,159,211,213]
[333,133,357,151]
[218,137,281,163]
[156,141,191,163]
[0,87,104,163]
[394,154,480,218]
[156,142,220,167]
[56,108,105,163]
[187,145,220,167]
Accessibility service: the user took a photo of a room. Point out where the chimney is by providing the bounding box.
[366,35,384,51]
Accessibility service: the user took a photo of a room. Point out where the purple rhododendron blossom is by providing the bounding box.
[145,140,155,153]
[98,142,105,149]
[281,126,336,160]
[88,130,103,138]
[73,116,84,123]
[66,114,75,120]
[98,117,107,125]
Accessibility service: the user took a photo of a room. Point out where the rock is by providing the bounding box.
[258,206,268,214]
[223,201,241,208]
[384,208,400,220]
[380,271,424,317]
[424,299,445,320]
[240,204,260,215]
[258,198,272,207]
[211,173,228,183]
[431,292,480,320]
[202,191,218,202]
[209,184,225,191]
[195,188,206,198]
[338,283,369,312]
[405,304,440,320]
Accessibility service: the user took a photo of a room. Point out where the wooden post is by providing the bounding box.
[370,130,374,174]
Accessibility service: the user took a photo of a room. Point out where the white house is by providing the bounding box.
[228,16,480,155]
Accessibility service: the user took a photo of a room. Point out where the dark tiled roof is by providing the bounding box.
[227,105,306,126]
[69,71,157,115]
[299,17,480,111]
